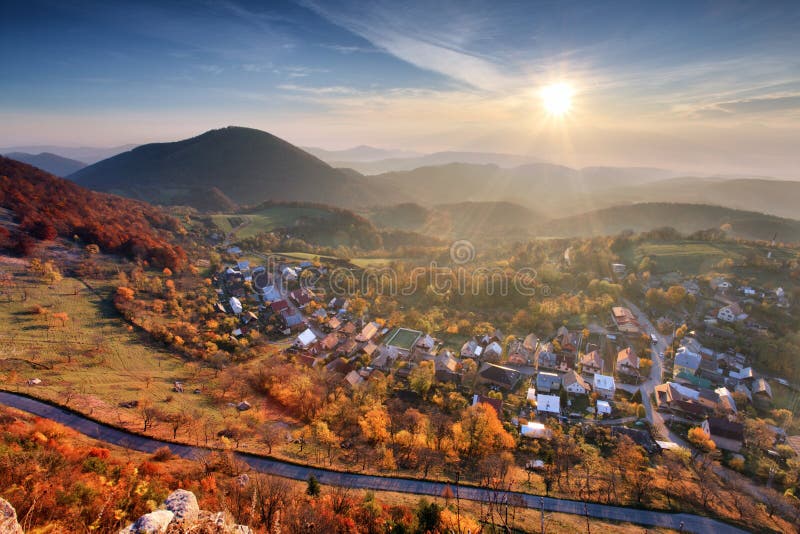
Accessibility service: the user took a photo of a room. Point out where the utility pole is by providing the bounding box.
[585,502,591,534]
[540,497,545,534]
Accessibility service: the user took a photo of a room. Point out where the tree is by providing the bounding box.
[452,402,515,463]
[409,361,435,398]
[416,498,441,533]
[359,405,391,444]
[306,475,321,497]
[687,427,716,457]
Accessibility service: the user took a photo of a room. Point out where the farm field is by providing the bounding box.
[212,205,335,239]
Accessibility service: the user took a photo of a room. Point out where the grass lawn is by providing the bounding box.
[385,327,422,350]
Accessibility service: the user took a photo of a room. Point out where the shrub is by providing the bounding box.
[151,446,174,462]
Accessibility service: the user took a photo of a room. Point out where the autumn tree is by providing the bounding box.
[451,402,515,466]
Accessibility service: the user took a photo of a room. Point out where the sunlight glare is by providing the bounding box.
[540,82,574,117]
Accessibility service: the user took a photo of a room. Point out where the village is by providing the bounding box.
[211,253,800,473]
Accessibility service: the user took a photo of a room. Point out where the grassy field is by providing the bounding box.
[0,258,229,437]
[623,240,797,285]
[212,205,335,239]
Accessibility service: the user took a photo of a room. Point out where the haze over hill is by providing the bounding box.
[2,152,86,176]
[0,144,136,164]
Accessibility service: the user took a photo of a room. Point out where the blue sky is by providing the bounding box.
[1,0,799,175]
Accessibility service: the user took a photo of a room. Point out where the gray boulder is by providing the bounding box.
[164,489,199,526]
[0,498,23,534]
[120,510,174,534]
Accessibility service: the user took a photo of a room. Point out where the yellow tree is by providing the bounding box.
[452,403,515,462]
[359,405,391,444]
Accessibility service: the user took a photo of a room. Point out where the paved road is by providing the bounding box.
[624,300,687,445]
[0,391,748,534]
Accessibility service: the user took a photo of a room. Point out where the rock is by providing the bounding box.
[0,498,23,534]
[164,489,199,526]
[236,401,251,411]
[120,510,174,534]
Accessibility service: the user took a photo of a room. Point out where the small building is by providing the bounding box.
[508,338,534,365]
[478,363,521,391]
[673,350,702,378]
[702,417,744,452]
[718,303,747,323]
[596,400,612,416]
[229,296,243,315]
[536,372,561,393]
[536,394,561,415]
[356,322,380,343]
[616,347,640,376]
[483,341,503,362]
[594,374,616,399]
[562,370,591,395]
[752,378,773,409]
[579,350,604,376]
[344,370,365,388]
[461,339,483,358]
[295,328,317,348]
[521,422,552,440]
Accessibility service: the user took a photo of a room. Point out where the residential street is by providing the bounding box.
[0,391,748,534]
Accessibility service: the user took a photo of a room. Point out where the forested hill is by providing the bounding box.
[0,156,187,269]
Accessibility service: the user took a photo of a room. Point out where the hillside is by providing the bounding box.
[0,156,187,269]
[0,144,136,164]
[328,151,545,174]
[593,177,800,220]
[3,151,86,176]
[541,202,800,242]
[70,126,394,210]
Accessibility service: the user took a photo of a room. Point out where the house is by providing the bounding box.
[596,400,612,416]
[335,339,357,357]
[478,363,521,390]
[344,370,365,388]
[472,394,503,417]
[536,372,561,393]
[434,352,461,383]
[295,328,317,348]
[270,300,289,313]
[523,334,539,352]
[507,339,533,365]
[555,326,579,353]
[718,302,747,323]
[326,316,342,331]
[536,394,561,415]
[535,343,558,369]
[416,334,436,352]
[579,350,604,376]
[483,341,503,362]
[593,374,616,399]
[702,417,744,452]
[289,289,312,308]
[319,333,340,351]
[281,266,298,281]
[229,297,243,315]
[262,285,282,302]
[461,339,483,359]
[715,387,737,413]
[360,341,378,358]
[611,306,640,335]
[521,422,552,439]
[355,322,380,342]
[281,310,306,330]
[616,347,640,376]
[710,278,732,292]
[673,350,702,378]
[562,370,591,395]
[752,378,773,409]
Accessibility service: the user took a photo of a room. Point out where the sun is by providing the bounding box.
[540,82,574,117]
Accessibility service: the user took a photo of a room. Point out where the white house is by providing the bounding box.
[521,421,552,439]
[229,296,243,315]
[536,394,561,415]
[295,328,317,348]
[562,370,591,395]
[593,374,616,399]
[596,400,612,416]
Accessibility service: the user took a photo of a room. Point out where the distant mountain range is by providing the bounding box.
[16,125,790,225]
[303,145,421,162]
[328,151,549,174]
[0,144,136,164]
[2,152,86,176]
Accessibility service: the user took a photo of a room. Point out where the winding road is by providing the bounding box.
[0,391,748,533]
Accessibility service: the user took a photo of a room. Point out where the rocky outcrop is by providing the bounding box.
[164,490,199,526]
[0,499,23,534]
[120,490,252,534]
[120,510,174,534]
